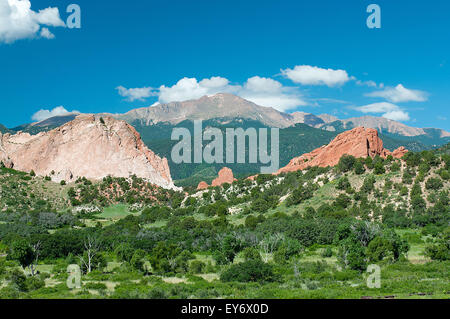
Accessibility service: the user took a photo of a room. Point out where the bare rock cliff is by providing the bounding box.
[0,114,177,190]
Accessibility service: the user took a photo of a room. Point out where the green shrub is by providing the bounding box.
[220,260,277,283]
[189,260,206,274]
[321,247,333,258]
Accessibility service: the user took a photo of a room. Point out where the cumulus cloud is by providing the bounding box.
[31,106,79,122]
[353,102,410,122]
[281,65,351,87]
[382,110,411,121]
[116,86,155,102]
[158,77,226,103]
[366,84,427,103]
[39,27,54,39]
[239,76,306,111]
[0,0,66,43]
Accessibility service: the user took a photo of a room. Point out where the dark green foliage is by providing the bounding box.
[115,243,135,263]
[361,175,376,193]
[286,184,314,207]
[256,215,342,247]
[338,155,356,173]
[244,214,265,229]
[354,159,365,175]
[7,269,28,292]
[425,241,449,261]
[8,239,35,269]
[149,242,192,274]
[425,229,449,261]
[390,161,400,172]
[321,247,333,258]
[189,260,206,274]
[366,231,409,263]
[364,157,374,169]
[213,235,242,265]
[425,177,443,190]
[336,177,350,190]
[337,237,367,271]
[241,247,262,262]
[250,195,278,213]
[374,161,385,175]
[130,249,147,272]
[220,260,277,283]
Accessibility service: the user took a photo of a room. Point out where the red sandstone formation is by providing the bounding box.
[197,167,237,190]
[277,127,408,174]
[0,114,177,189]
[212,167,237,186]
[197,181,209,190]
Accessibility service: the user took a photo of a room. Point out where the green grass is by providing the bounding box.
[98,204,136,220]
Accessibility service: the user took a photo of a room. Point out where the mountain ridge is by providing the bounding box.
[6,94,448,143]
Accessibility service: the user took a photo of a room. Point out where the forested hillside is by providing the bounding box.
[0,144,448,299]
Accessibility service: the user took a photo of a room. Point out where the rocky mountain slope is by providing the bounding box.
[0,115,177,189]
[5,94,448,143]
[112,93,449,140]
[0,124,10,134]
[10,114,79,135]
[115,93,295,128]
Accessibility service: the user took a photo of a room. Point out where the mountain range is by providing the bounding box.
[1,93,448,186]
[7,93,449,143]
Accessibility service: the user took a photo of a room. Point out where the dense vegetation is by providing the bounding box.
[0,145,448,299]
[132,119,443,186]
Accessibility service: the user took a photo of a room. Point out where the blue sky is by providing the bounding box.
[0,0,449,130]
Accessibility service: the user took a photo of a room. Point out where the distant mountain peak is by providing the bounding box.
[115,93,294,127]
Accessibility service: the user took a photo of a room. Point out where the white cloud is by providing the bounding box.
[116,86,154,101]
[356,79,384,89]
[353,102,410,122]
[0,0,66,43]
[199,76,232,89]
[382,110,410,121]
[355,102,400,114]
[152,76,305,112]
[366,84,427,103]
[39,27,54,39]
[281,65,351,87]
[31,106,79,122]
[159,77,216,103]
[239,76,306,111]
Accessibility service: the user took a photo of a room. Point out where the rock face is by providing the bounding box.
[196,167,237,190]
[197,181,209,190]
[277,127,408,174]
[0,114,177,189]
[212,167,237,186]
